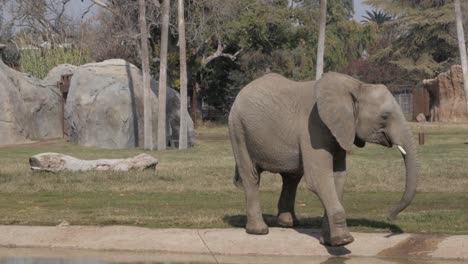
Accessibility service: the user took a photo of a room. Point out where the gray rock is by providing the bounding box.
[44,64,77,86]
[65,59,194,149]
[0,60,31,145]
[0,60,62,146]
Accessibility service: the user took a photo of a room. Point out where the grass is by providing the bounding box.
[0,123,467,234]
[19,48,91,79]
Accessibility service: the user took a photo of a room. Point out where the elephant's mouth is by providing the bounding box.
[366,130,392,147]
[354,136,366,148]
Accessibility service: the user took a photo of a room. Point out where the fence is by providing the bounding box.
[392,89,413,120]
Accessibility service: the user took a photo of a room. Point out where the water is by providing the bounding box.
[0,248,465,264]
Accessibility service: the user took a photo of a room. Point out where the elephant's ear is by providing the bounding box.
[315,72,361,151]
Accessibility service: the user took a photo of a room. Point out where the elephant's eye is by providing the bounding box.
[381,112,390,120]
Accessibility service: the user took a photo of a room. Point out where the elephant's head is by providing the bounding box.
[315,72,418,220]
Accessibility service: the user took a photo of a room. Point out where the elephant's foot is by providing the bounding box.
[320,228,354,247]
[277,212,299,227]
[246,220,269,235]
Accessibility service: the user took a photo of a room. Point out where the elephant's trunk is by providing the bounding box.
[388,126,418,221]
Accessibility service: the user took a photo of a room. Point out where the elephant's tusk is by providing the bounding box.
[397,145,407,155]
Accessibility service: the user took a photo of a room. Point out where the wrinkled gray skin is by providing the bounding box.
[228,72,418,247]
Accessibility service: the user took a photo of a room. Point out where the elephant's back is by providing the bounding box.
[237,73,313,98]
[231,73,314,114]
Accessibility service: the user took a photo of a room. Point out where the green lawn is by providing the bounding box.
[0,123,467,234]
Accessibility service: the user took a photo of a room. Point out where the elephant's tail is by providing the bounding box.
[233,166,243,187]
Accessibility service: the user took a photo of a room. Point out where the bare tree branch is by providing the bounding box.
[151,0,160,9]
[86,0,109,8]
[81,3,96,19]
[201,40,243,67]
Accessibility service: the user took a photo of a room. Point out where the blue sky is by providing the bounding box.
[354,0,371,21]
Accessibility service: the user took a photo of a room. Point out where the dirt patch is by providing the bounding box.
[377,234,448,259]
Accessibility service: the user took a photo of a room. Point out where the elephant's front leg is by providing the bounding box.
[302,146,353,247]
[320,170,347,245]
[321,150,348,245]
[277,173,302,227]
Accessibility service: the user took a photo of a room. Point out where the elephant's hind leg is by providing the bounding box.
[230,131,268,235]
[277,173,302,227]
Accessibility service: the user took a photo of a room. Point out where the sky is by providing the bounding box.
[354,0,372,21]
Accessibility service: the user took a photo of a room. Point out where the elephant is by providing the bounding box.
[228,72,418,247]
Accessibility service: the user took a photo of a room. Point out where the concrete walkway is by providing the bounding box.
[0,225,466,262]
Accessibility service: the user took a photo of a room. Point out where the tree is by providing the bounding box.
[83,0,161,67]
[316,0,327,79]
[361,10,393,26]
[139,0,153,150]
[454,0,468,115]
[10,0,74,47]
[158,0,170,150]
[365,0,459,81]
[178,0,188,149]
[81,0,375,117]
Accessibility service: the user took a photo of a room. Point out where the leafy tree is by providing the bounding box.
[361,10,393,26]
[83,0,376,115]
[365,0,459,81]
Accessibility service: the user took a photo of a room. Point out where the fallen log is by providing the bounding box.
[29,153,158,172]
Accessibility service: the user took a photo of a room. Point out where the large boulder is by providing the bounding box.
[44,64,77,86]
[0,59,62,146]
[0,60,32,145]
[65,59,194,149]
[422,65,467,122]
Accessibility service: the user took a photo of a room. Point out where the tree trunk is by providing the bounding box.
[454,0,468,116]
[178,0,188,149]
[158,0,170,150]
[193,82,199,129]
[139,0,153,150]
[315,0,327,80]
[30,153,158,172]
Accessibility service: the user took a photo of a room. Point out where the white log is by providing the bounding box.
[29,153,158,172]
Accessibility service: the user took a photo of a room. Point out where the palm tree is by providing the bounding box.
[316,0,327,80]
[158,0,170,150]
[178,0,188,149]
[454,0,468,115]
[139,0,153,150]
[361,10,393,27]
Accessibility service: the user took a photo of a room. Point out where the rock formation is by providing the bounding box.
[0,56,194,148]
[65,59,195,149]
[422,65,467,122]
[0,57,62,146]
[44,64,77,86]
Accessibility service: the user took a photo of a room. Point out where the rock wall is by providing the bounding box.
[0,59,62,146]
[0,57,194,148]
[423,65,467,122]
[65,59,195,149]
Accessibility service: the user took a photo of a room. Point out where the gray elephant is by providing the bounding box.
[228,72,417,247]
